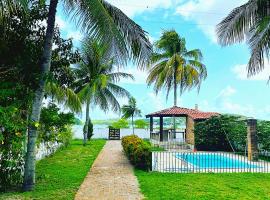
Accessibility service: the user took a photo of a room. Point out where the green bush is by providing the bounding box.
[122,135,151,170]
[194,115,246,151]
[257,121,270,151]
[39,103,75,146]
[0,106,26,191]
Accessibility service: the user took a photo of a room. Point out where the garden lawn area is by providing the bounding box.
[135,170,270,200]
[0,139,105,200]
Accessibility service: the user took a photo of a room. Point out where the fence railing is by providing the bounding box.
[151,151,270,173]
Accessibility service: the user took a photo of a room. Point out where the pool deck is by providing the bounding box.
[75,140,143,200]
[152,151,270,173]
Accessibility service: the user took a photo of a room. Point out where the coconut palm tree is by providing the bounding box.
[73,39,134,145]
[216,0,270,76]
[147,30,207,106]
[3,0,151,191]
[121,97,141,135]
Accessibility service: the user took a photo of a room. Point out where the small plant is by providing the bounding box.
[87,119,94,140]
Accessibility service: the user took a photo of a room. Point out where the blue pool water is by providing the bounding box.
[175,153,260,169]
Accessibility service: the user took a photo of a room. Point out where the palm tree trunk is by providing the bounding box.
[23,0,58,191]
[132,115,134,135]
[173,64,177,106]
[84,100,90,146]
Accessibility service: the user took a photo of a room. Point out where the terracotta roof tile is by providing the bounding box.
[146,106,219,120]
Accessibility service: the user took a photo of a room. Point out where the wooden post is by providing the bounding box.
[150,117,153,140]
[160,117,163,142]
[247,119,258,161]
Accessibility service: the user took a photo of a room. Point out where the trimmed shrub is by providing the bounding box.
[122,135,151,170]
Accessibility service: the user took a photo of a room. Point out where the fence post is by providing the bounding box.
[247,119,258,161]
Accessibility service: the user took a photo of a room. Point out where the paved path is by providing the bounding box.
[75,140,144,200]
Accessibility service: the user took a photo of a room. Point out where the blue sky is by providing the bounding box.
[56,0,270,120]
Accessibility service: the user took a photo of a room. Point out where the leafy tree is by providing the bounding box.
[257,121,270,151]
[122,97,142,134]
[216,0,270,76]
[147,30,207,106]
[135,119,149,129]
[74,39,133,145]
[111,118,130,129]
[39,103,75,146]
[2,0,152,190]
[0,1,82,190]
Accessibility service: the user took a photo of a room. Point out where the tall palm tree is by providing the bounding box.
[2,0,152,192]
[121,97,141,135]
[74,39,134,145]
[216,0,270,76]
[147,30,207,106]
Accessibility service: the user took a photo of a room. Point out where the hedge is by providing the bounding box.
[121,135,151,170]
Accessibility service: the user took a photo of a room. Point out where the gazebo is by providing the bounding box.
[146,105,219,148]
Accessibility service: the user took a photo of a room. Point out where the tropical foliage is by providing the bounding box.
[216,0,270,76]
[195,115,270,152]
[147,30,207,105]
[122,97,142,134]
[0,0,151,191]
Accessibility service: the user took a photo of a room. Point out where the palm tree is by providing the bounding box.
[121,97,141,134]
[216,0,270,76]
[3,0,151,191]
[147,30,207,106]
[74,39,134,145]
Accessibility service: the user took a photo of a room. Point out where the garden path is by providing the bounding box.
[75,140,144,200]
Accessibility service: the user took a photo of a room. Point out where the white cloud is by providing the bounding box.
[106,0,177,17]
[232,64,270,81]
[55,16,66,29]
[217,86,236,98]
[67,31,83,42]
[175,0,248,43]
[119,66,148,85]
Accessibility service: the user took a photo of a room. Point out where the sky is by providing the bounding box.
[55,0,270,121]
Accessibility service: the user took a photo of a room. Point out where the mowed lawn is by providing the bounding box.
[135,170,270,200]
[0,139,105,200]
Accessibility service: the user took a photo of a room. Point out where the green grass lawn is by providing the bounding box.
[0,139,105,200]
[135,170,270,200]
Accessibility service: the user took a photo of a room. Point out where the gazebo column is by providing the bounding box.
[159,117,163,142]
[247,119,258,161]
[150,117,153,139]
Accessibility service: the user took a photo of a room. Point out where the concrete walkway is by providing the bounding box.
[75,140,144,200]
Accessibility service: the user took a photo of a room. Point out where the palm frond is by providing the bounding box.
[45,81,82,113]
[216,0,257,45]
[63,0,152,67]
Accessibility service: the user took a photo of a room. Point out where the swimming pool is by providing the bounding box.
[175,153,260,169]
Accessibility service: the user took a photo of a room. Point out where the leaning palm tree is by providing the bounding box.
[4,0,152,191]
[73,39,134,145]
[216,0,270,76]
[121,97,141,135]
[147,30,207,106]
